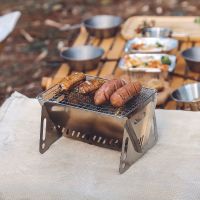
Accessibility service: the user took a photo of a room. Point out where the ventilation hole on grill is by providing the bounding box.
[58,125,61,128]
[93,135,96,141]
[125,138,128,151]
[139,135,144,146]
[115,139,119,144]
[66,129,70,135]
[42,143,45,149]
[123,137,129,160]
[74,131,78,137]
[62,127,65,133]
[77,132,80,138]
[42,118,47,141]
[82,134,85,139]
[103,139,106,144]
[109,139,113,145]
[71,131,75,136]
[97,137,102,143]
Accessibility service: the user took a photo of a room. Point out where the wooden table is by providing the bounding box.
[0,41,5,53]
[42,25,200,110]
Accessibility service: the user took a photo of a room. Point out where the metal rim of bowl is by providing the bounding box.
[182,47,200,62]
[171,82,200,103]
[60,45,104,62]
[143,27,172,32]
[83,15,123,30]
[142,27,172,38]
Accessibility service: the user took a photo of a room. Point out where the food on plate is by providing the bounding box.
[110,82,142,107]
[155,42,164,48]
[132,41,164,51]
[161,55,171,65]
[60,72,86,91]
[135,20,155,34]
[124,54,169,72]
[145,79,165,92]
[94,79,126,105]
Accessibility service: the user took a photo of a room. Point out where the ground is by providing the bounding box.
[0,0,200,104]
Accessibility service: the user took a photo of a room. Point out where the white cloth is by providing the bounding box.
[0,92,200,200]
[0,11,21,42]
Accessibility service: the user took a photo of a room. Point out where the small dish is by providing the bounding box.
[60,45,104,71]
[143,27,172,38]
[83,15,122,38]
[182,47,200,73]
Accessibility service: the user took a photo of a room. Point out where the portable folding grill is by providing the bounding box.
[37,75,158,174]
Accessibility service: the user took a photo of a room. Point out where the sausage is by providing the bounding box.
[110,81,142,107]
[94,79,126,105]
[60,72,86,91]
[78,79,105,94]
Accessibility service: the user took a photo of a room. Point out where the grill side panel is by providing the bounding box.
[40,101,127,152]
[37,75,158,173]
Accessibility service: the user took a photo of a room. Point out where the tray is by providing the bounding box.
[118,53,176,73]
[121,16,200,41]
[124,37,178,53]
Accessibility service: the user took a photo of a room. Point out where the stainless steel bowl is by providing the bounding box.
[143,27,172,38]
[60,45,104,71]
[83,15,122,38]
[182,47,200,73]
[171,82,200,111]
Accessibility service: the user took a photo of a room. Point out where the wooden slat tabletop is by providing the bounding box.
[42,24,200,110]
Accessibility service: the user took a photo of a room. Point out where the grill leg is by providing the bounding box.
[39,105,63,154]
[119,100,158,174]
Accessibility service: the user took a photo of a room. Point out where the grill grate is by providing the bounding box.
[48,87,155,117]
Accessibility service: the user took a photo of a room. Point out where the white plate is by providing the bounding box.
[118,53,177,73]
[124,37,178,53]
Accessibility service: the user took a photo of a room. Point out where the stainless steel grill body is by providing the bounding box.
[37,76,158,174]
